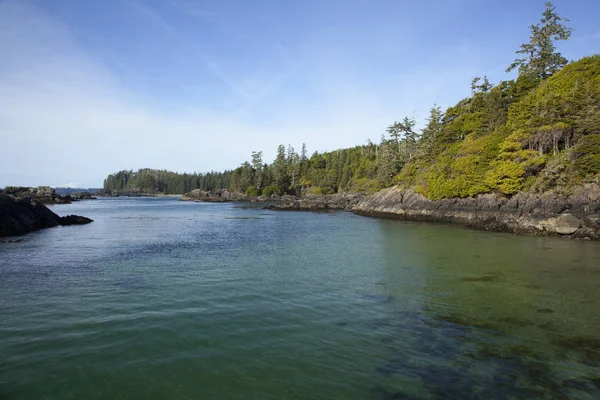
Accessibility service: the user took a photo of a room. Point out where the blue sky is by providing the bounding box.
[1,0,599,187]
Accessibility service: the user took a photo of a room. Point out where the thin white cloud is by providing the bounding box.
[128,1,177,34]
[204,58,255,100]
[173,0,215,21]
[130,1,292,107]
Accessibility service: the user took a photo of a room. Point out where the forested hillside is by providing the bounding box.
[104,3,599,198]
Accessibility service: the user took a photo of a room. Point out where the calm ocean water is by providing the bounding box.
[1,197,600,399]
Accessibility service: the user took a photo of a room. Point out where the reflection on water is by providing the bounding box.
[1,197,599,399]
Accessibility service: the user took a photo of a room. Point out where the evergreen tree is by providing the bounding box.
[386,122,403,153]
[251,151,263,191]
[472,76,493,94]
[377,138,398,187]
[273,144,288,193]
[506,2,572,80]
[287,145,301,193]
[421,105,444,153]
[399,116,418,159]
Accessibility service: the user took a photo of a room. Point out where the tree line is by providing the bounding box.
[103,169,232,194]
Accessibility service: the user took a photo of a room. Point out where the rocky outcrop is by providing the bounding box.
[97,189,156,197]
[0,194,93,237]
[352,184,600,240]
[180,189,264,202]
[180,189,231,202]
[1,186,73,204]
[267,193,365,211]
[59,215,94,225]
[70,192,97,200]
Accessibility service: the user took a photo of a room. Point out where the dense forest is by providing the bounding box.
[105,3,599,198]
[103,169,232,194]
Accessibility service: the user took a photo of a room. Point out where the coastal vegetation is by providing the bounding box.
[104,3,599,199]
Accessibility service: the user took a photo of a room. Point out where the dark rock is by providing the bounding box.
[0,194,92,237]
[59,215,93,225]
[180,189,237,202]
[1,194,60,236]
[268,193,365,211]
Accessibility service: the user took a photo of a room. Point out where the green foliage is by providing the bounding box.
[410,55,599,199]
[508,55,600,131]
[245,185,260,196]
[484,160,525,195]
[573,134,600,176]
[412,130,505,199]
[262,185,282,197]
[349,178,380,195]
[377,139,399,187]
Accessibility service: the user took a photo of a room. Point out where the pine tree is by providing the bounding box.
[251,151,263,191]
[506,2,572,80]
[399,116,418,159]
[377,138,398,187]
[273,144,288,193]
[386,122,403,153]
[421,105,444,153]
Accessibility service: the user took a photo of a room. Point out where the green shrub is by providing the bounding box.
[349,178,380,194]
[261,185,282,197]
[573,134,600,176]
[484,160,525,194]
[245,185,260,196]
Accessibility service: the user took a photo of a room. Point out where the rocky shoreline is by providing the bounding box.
[180,188,274,202]
[98,189,157,197]
[1,186,96,204]
[264,185,600,240]
[178,184,600,240]
[265,193,365,211]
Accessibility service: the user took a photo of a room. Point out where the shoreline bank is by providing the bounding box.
[262,185,600,241]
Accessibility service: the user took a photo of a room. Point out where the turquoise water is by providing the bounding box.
[1,197,600,399]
